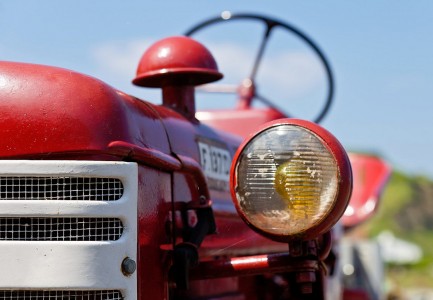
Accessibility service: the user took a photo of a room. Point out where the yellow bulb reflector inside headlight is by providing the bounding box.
[234,125,338,237]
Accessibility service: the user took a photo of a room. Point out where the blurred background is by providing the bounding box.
[2,1,433,298]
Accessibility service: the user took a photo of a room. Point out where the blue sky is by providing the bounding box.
[2,1,433,177]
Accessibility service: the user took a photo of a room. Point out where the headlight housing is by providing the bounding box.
[230,119,352,242]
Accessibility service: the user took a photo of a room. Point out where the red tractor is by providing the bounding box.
[0,13,389,300]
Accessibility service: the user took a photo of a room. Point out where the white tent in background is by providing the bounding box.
[376,231,422,264]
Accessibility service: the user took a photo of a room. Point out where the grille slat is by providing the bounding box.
[0,290,123,299]
[0,218,123,241]
[0,177,123,201]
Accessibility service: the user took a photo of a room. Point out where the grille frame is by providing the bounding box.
[0,161,138,298]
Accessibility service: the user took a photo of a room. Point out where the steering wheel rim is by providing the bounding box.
[185,12,335,124]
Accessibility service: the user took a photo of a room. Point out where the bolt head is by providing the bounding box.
[122,257,136,276]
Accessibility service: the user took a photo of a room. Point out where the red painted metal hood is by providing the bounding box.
[0,61,171,159]
[342,153,391,228]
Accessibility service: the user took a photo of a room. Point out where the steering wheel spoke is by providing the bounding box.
[249,23,274,82]
[185,12,334,124]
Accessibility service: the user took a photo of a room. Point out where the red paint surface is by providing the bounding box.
[137,166,172,299]
[343,289,370,300]
[0,61,171,159]
[343,153,391,228]
[197,107,287,139]
[133,36,223,87]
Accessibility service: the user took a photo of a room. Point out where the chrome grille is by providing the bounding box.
[0,290,123,299]
[0,218,123,241]
[0,177,123,201]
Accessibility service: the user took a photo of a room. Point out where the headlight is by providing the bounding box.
[230,119,352,242]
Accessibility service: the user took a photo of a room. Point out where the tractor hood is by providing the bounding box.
[0,61,172,161]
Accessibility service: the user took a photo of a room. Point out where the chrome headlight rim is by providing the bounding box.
[230,118,352,242]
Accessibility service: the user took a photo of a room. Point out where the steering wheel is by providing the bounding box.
[185,12,334,124]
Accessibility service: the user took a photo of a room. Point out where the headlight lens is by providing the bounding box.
[231,120,351,241]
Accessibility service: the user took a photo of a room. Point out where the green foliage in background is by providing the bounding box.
[363,171,433,287]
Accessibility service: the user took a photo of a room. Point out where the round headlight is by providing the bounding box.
[231,119,352,242]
